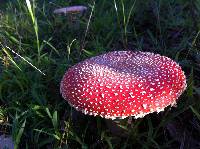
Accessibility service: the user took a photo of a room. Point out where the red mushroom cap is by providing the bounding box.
[60,51,187,119]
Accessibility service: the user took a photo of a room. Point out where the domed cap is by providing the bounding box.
[53,6,87,15]
[60,51,187,119]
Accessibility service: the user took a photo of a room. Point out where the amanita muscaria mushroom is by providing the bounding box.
[60,51,187,119]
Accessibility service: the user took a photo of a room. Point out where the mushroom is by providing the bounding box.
[53,5,87,31]
[53,6,87,16]
[60,51,187,120]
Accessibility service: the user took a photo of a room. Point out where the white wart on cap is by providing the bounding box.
[60,51,187,119]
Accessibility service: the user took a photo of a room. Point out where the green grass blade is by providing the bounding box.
[190,106,200,120]
[25,0,35,24]
[2,47,22,71]
[34,129,60,140]
[45,108,52,119]
[14,119,26,149]
[52,110,58,130]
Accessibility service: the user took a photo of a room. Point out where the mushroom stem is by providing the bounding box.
[127,116,132,124]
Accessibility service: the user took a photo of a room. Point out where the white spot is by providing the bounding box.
[150,88,155,91]
[114,93,118,96]
[129,92,135,97]
[100,71,103,76]
[142,104,147,109]
[106,85,111,88]
[101,93,105,98]
[140,91,146,95]
[150,82,155,85]
[100,83,104,86]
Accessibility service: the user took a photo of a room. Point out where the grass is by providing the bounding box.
[0,0,200,148]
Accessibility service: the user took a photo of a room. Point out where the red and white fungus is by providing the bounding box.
[60,51,187,120]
